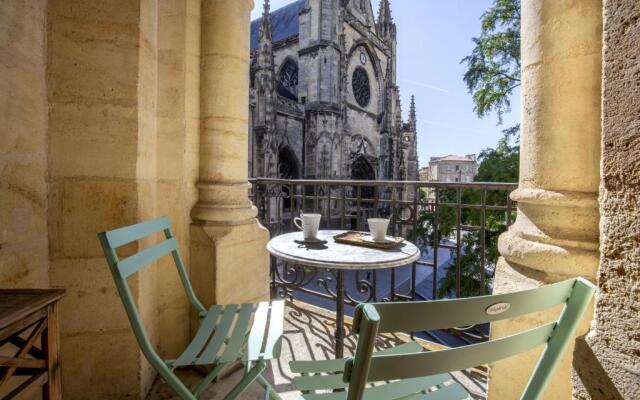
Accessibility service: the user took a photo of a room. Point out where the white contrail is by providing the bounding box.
[419,119,486,135]
[399,78,450,93]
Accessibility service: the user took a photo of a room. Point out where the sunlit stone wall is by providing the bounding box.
[46,0,158,397]
[573,0,640,398]
[0,0,49,289]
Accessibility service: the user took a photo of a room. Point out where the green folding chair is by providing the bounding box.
[291,277,595,400]
[98,216,284,400]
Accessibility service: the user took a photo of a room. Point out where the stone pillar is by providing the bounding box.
[190,0,270,306]
[490,0,602,398]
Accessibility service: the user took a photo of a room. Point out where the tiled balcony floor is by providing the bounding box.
[147,301,487,399]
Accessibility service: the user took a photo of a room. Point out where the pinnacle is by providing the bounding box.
[377,0,393,24]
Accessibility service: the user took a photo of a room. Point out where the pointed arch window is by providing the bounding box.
[277,59,298,101]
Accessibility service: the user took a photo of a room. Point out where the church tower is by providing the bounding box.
[377,0,401,181]
[253,0,277,177]
[298,0,345,179]
[249,0,418,184]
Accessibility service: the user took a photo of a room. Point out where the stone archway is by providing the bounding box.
[278,146,300,211]
[351,155,376,199]
[278,146,300,180]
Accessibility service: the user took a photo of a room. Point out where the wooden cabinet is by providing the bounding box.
[0,289,65,399]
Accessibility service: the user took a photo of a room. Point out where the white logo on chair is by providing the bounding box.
[485,302,511,315]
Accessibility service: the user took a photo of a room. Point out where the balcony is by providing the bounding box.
[145,178,516,399]
[250,179,516,341]
[1,0,637,399]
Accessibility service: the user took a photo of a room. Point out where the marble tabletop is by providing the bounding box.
[266,230,421,270]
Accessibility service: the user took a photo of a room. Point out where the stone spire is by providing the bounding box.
[376,0,396,41]
[255,0,277,177]
[257,0,273,67]
[378,0,393,25]
[407,95,418,174]
[409,95,417,131]
[260,0,271,36]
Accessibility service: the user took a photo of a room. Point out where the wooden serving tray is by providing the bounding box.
[333,231,405,250]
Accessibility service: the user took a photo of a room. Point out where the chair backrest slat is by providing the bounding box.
[104,216,171,248]
[117,237,177,279]
[367,322,555,382]
[98,216,209,371]
[99,216,205,313]
[365,278,575,333]
[345,277,596,400]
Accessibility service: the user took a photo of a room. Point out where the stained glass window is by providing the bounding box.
[277,60,298,101]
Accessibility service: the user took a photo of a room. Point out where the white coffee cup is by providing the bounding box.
[367,218,390,242]
[294,213,322,240]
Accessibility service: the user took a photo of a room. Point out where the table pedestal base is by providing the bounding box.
[334,270,345,358]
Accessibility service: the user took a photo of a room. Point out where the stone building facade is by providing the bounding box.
[248,0,418,182]
[424,154,478,182]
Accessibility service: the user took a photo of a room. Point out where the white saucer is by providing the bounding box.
[362,235,394,244]
[294,238,328,245]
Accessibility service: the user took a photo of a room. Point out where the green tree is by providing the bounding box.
[475,135,519,184]
[415,0,522,299]
[435,135,519,298]
[462,0,521,127]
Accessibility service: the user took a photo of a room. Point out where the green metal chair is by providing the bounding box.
[291,277,595,400]
[98,216,284,400]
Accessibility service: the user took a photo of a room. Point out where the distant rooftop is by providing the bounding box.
[250,0,307,50]
[430,154,477,163]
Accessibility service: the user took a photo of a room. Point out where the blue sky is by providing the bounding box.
[251,0,520,166]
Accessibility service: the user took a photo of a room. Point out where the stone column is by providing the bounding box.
[490,0,602,398]
[190,0,270,306]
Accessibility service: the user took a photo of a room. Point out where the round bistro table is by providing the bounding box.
[266,230,421,358]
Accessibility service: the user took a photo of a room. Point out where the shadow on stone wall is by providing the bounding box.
[573,336,624,400]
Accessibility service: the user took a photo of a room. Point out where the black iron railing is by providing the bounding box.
[249,178,517,346]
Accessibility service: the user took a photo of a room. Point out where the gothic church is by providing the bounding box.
[249,0,418,182]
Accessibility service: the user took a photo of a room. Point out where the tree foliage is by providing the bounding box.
[475,131,519,184]
[462,0,521,125]
[412,0,523,299]
[416,133,520,299]
[435,145,519,298]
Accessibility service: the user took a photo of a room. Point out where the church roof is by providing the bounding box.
[251,0,307,50]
